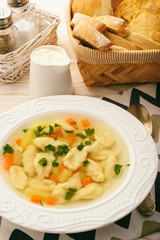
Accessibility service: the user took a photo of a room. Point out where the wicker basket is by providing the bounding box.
[0,9,60,83]
[66,0,160,86]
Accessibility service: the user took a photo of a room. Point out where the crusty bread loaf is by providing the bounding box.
[115,0,149,23]
[128,0,160,43]
[104,30,139,50]
[95,15,126,34]
[125,31,160,49]
[71,0,113,17]
[71,13,106,33]
[72,19,113,51]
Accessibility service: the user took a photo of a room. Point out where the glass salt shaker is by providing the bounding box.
[0,7,19,54]
[7,0,37,46]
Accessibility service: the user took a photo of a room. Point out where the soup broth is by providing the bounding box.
[1,113,130,209]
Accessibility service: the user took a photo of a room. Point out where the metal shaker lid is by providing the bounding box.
[7,0,29,7]
[0,7,12,29]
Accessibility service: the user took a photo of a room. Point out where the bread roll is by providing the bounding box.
[72,20,113,51]
[115,0,149,23]
[72,0,113,17]
[71,13,106,33]
[95,15,126,34]
[128,0,160,43]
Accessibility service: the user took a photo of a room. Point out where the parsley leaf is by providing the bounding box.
[65,130,74,133]
[54,123,60,127]
[39,200,43,206]
[77,142,84,151]
[126,164,130,166]
[49,125,54,135]
[85,140,92,145]
[114,164,123,175]
[52,159,59,167]
[34,126,48,137]
[65,188,77,200]
[84,128,95,135]
[37,126,46,132]
[57,145,69,156]
[44,144,55,153]
[76,133,86,139]
[23,129,28,133]
[3,144,14,155]
[83,160,89,166]
[38,157,47,166]
[54,136,58,140]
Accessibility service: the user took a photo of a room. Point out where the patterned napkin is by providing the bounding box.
[0,83,159,240]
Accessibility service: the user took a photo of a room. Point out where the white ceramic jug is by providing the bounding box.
[30,45,73,99]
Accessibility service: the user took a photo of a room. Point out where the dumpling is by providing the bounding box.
[10,166,28,189]
[71,136,82,148]
[88,149,118,161]
[85,141,102,153]
[33,137,68,150]
[73,183,102,200]
[54,119,75,131]
[28,177,55,191]
[85,159,104,182]
[63,147,87,170]
[101,156,117,181]
[52,173,82,203]
[94,127,114,148]
[34,152,55,178]
[22,144,37,177]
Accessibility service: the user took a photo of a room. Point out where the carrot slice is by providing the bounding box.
[48,133,56,138]
[66,118,76,125]
[15,138,21,146]
[72,123,78,130]
[66,133,75,141]
[50,174,61,184]
[46,197,55,205]
[59,164,67,172]
[30,195,42,204]
[82,177,92,187]
[81,119,90,127]
[54,129,63,137]
[4,153,14,169]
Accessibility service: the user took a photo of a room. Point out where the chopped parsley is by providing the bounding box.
[3,144,14,155]
[38,157,47,166]
[34,126,47,137]
[54,136,58,140]
[52,159,59,167]
[76,133,86,139]
[65,188,77,200]
[84,128,95,135]
[114,164,123,175]
[77,142,84,151]
[49,125,54,135]
[39,200,43,206]
[65,130,74,133]
[44,144,55,153]
[83,160,89,166]
[126,164,130,166]
[23,128,28,133]
[57,145,69,156]
[85,140,92,145]
[54,123,60,127]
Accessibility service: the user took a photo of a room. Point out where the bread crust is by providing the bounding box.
[71,13,106,33]
[72,20,113,51]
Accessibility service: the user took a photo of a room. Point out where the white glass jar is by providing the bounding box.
[0,7,19,54]
[7,0,37,46]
